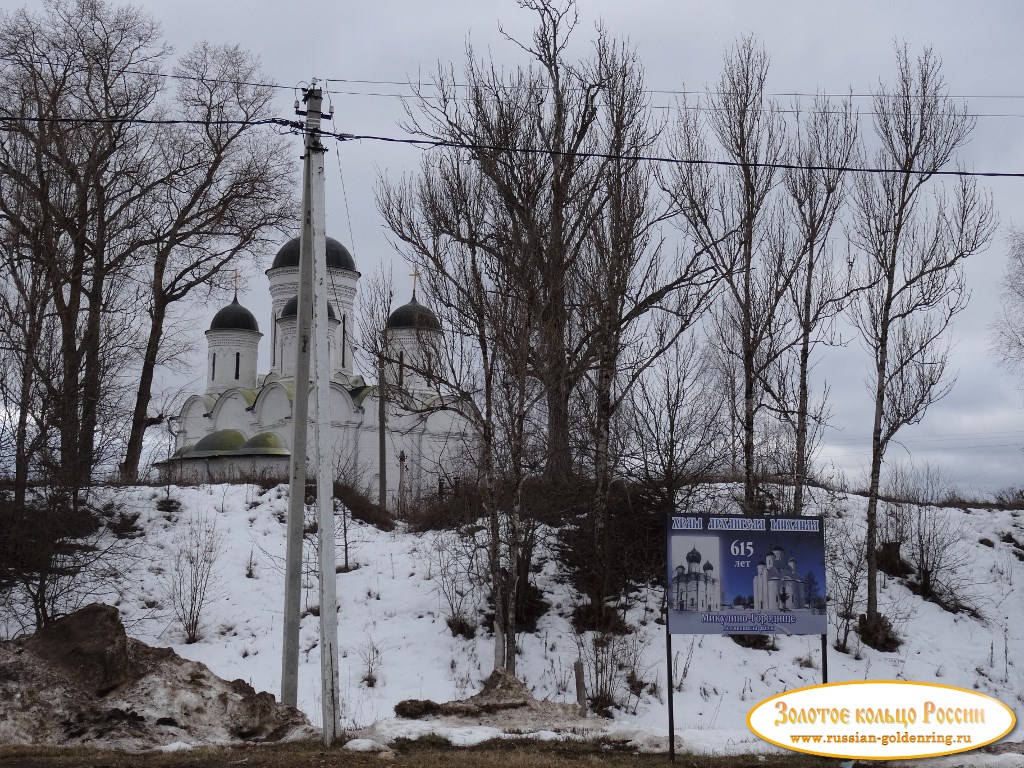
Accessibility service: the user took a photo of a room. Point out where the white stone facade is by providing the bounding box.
[160,238,472,505]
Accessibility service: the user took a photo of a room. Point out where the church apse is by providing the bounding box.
[753,546,807,611]
[670,541,722,612]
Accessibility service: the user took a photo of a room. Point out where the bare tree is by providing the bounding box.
[0,215,57,508]
[398,0,650,483]
[119,43,295,481]
[826,514,868,653]
[572,33,719,626]
[773,95,858,514]
[879,462,974,610]
[0,488,140,634]
[849,45,994,647]
[662,37,798,515]
[0,2,295,488]
[992,227,1024,380]
[0,0,170,497]
[378,153,540,672]
[622,339,726,516]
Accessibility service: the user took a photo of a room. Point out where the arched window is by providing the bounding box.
[235,352,240,380]
[341,315,347,368]
[211,352,216,380]
[398,350,405,388]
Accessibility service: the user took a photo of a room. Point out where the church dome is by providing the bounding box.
[192,429,247,455]
[241,432,290,456]
[280,295,337,320]
[703,561,714,571]
[686,546,702,564]
[386,296,441,332]
[270,237,356,271]
[210,296,259,332]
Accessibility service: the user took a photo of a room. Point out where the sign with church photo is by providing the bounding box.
[666,514,826,636]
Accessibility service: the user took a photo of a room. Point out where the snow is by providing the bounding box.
[155,742,193,752]
[83,483,1023,761]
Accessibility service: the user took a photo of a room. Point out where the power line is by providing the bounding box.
[323,76,1024,104]
[4,113,1024,179]
[324,83,1024,120]
[0,54,295,93]
[319,127,1024,179]
[0,115,286,129]
[7,54,1024,120]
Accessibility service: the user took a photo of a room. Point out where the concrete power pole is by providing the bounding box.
[281,84,341,745]
[310,93,341,745]
[378,357,387,512]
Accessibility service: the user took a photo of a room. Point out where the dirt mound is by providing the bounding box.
[0,604,313,749]
[394,667,583,726]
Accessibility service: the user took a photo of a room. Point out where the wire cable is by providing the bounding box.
[4,113,1022,179]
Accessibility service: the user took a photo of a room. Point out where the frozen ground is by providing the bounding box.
[42,483,1024,761]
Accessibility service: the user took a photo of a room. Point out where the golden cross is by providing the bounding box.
[410,266,421,299]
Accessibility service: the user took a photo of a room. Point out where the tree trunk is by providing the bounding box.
[792,244,816,516]
[120,295,168,482]
[590,336,615,624]
[865,345,888,623]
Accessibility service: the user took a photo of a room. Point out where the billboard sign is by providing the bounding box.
[666,514,826,636]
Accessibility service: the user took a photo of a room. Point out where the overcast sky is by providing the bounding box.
[27,0,1024,493]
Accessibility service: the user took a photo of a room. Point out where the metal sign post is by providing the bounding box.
[664,512,829,759]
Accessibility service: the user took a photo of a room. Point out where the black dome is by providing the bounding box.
[280,295,337,320]
[210,296,259,332]
[270,237,356,271]
[686,547,702,564]
[385,297,441,332]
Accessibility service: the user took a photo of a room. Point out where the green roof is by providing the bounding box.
[192,429,247,456]
[240,432,290,456]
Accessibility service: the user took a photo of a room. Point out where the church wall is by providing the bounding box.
[174,255,470,504]
[328,272,357,379]
[267,264,357,380]
[253,384,292,429]
[211,390,258,434]
[206,329,260,394]
[384,327,442,395]
[158,455,290,485]
[177,396,213,451]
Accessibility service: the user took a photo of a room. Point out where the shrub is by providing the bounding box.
[165,512,223,643]
[333,481,394,531]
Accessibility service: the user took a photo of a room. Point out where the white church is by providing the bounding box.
[752,545,808,611]
[157,236,472,505]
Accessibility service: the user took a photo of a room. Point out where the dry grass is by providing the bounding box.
[0,738,843,768]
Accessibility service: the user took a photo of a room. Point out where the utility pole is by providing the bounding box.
[281,83,340,745]
[310,89,340,745]
[378,357,387,511]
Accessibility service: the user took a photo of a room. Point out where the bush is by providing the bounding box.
[333,481,395,532]
[575,629,650,717]
[858,612,901,652]
[165,512,223,643]
[729,634,778,651]
[394,699,441,719]
[557,479,667,617]
[411,480,487,531]
[0,490,125,634]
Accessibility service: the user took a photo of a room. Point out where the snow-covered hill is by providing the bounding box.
[58,483,1024,757]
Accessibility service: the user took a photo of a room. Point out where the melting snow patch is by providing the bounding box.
[156,741,193,752]
[343,738,388,752]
